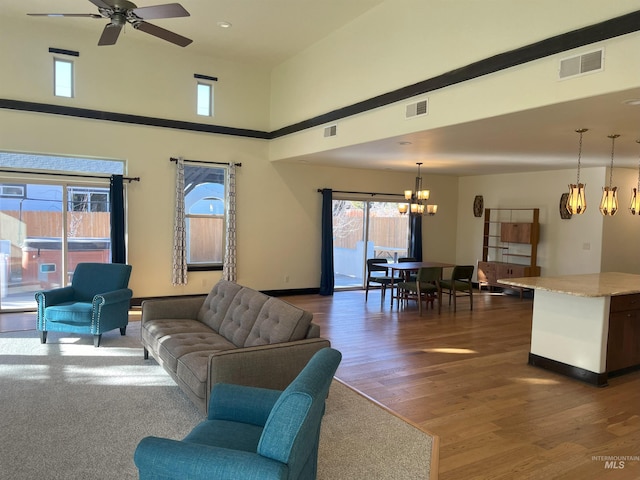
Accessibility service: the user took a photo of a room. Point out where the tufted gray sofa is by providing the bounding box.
[140,280,330,414]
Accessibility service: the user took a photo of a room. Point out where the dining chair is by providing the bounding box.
[397,267,441,315]
[365,258,394,306]
[397,257,418,282]
[439,265,474,313]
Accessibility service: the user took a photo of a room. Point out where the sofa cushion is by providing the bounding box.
[141,319,235,374]
[197,280,243,332]
[244,298,313,347]
[176,350,225,400]
[218,288,269,347]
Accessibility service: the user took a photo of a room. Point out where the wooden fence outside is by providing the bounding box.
[333,211,409,251]
[0,210,223,265]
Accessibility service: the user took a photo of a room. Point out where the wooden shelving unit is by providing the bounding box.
[478,208,540,297]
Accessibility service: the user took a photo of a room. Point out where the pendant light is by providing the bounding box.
[567,128,588,215]
[398,162,437,216]
[630,140,640,215]
[599,134,620,216]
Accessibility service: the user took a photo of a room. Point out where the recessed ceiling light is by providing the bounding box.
[217,21,232,28]
[623,98,640,106]
[398,141,412,145]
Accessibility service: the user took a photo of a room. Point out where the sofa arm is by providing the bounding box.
[141,295,206,323]
[134,437,287,480]
[207,338,331,405]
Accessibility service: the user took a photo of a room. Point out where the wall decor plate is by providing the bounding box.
[559,193,572,219]
[473,195,484,217]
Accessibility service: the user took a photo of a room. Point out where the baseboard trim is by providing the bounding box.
[528,353,608,387]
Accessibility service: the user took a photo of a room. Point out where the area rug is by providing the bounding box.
[0,324,435,479]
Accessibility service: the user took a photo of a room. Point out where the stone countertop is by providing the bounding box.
[499,272,640,297]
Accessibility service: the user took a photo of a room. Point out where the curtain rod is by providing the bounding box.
[0,169,140,183]
[170,157,242,167]
[317,188,401,197]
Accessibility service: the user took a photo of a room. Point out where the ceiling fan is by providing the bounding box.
[28,0,193,47]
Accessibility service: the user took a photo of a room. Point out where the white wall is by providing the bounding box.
[601,167,640,273]
[3,2,637,301]
[456,167,640,279]
[269,0,640,163]
[1,16,271,131]
[1,108,458,296]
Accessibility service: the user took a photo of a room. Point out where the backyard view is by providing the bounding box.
[332,199,409,288]
[0,183,111,311]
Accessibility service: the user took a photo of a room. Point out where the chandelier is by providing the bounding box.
[398,162,437,215]
[566,128,588,215]
[630,140,640,215]
[599,134,619,216]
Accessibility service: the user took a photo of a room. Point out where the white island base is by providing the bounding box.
[500,273,640,387]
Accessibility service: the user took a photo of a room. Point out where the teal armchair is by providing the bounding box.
[35,262,132,347]
[134,347,342,480]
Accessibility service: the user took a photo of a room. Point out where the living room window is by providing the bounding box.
[196,82,213,116]
[194,73,217,117]
[54,58,74,98]
[184,163,226,269]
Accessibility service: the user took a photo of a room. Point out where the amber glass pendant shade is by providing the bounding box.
[566,183,586,215]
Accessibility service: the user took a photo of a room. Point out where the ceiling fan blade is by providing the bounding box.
[132,3,189,20]
[88,0,115,10]
[134,21,192,47]
[98,23,123,45]
[27,13,103,18]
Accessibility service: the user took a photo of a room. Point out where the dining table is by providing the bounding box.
[388,261,455,308]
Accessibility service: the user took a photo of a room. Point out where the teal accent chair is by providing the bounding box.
[134,347,342,480]
[35,262,132,347]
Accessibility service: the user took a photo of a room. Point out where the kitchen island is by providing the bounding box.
[500,272,640,386]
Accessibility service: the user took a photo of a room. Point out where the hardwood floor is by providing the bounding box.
[280,289,640,480]
[3,289,639,478]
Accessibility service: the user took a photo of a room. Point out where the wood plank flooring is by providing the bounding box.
[280,289,640,480]
[3,289,639,478]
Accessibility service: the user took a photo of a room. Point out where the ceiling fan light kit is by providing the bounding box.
[28,0,192,47]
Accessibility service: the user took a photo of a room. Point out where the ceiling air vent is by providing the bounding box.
[324,125,337,137]
[559,49,604,79]
[405,99,428,119]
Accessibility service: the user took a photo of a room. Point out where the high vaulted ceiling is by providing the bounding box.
[5,1,640,175]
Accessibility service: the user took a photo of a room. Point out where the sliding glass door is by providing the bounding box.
[0,182,111,311]
[332,199,409,289]
[0,151,124,312]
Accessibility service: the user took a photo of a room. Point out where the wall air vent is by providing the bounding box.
[559,48,604,79]
[405,99,428,119]
[324,125,337,137]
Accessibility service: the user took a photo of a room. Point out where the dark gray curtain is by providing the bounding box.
[409,215,423,261]
[319,188,334,296]
[110,175,126,264]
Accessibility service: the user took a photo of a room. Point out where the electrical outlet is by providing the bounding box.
[582,242,591,250]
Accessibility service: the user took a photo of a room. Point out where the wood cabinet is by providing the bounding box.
[479,208,540,294]
[606,294,640,373]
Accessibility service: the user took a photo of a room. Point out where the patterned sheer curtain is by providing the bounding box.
[222,163,237,282]
[172,157,188,285]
